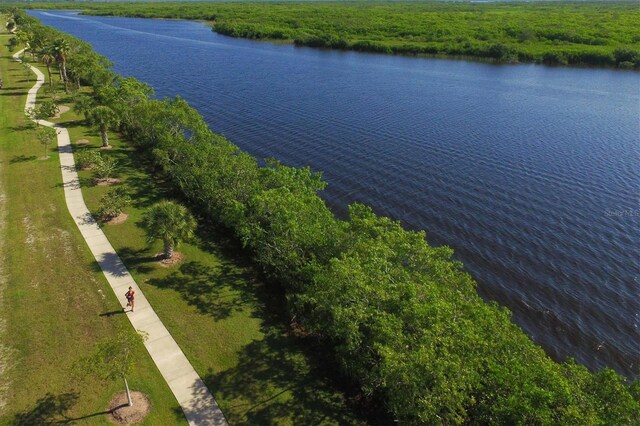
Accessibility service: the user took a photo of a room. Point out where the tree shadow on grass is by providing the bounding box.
[10,154,36,164]
[116,246,156,274]
[125,173,163,210]
[8,123,35,132]
[54,119,85,129]
[147,260,257,321]
[203,331,361,425]
[10,391,124,425]
[10,392,78,425]
[0,91,28,97]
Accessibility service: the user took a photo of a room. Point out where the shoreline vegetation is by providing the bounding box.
[14,1,640,69]
[2,5,640,425]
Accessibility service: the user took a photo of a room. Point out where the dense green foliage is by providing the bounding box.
[97,185,132,221]
[7,7,640,424]
[17,1,640,68]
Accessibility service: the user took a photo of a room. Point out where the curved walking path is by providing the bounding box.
[15,50,228,426]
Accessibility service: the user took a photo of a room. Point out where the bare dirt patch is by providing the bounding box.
[0,158,13,414]
[52,105,70,119]
[104,213,128,225]
[22,216,36,250]
[155,251,185,267]
[76,139,89,145]
[107,391,151,425]
[99,145,113,150]
[96,178,122,187]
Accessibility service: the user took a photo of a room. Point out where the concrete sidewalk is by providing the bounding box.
[16,51,228,426]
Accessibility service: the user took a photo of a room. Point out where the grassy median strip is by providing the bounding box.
[0,43,186,424]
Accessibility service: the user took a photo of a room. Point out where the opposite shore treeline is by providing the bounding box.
[5,8,639,425]
[15,1,640,69]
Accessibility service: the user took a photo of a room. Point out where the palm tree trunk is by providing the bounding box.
[100,125,109,147]
[61,59,69,93]
[163,239,174,260]
[46,65,52,88]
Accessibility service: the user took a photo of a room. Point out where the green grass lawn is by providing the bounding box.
[1,30,364,426]
[0,37,186,425]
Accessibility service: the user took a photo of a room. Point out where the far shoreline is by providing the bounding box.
[21,1,640,71]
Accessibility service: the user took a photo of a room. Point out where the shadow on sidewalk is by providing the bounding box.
[97,251,130,278]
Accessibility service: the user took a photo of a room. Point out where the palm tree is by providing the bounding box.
[51,38,71,92]
[88,105,120,148]
[40,48,56,88]
[73,94,95,122]
[142,201,196,260]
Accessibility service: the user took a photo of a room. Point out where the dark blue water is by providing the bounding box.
[32,11,640,378]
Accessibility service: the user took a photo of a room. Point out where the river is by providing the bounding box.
[30,10,640,378]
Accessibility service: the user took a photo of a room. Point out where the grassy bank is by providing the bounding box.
[0,36,186,425]
[18,0,640,68]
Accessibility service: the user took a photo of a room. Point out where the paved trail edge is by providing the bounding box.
[15,50,228,426]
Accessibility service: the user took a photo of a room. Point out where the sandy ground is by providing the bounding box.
[107,391,151,424]
[53,105,70,118]
[0,152,14,415]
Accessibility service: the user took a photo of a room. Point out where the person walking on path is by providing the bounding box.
[125,286,135,312]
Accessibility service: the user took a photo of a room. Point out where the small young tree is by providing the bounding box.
[98,186,132,221]
[7,37,19,52]
[27,100,59,123]
[5,19,16,33]
[75,330,147,407]
[21,61,32,78]
[75,148,101,170]
[142,200,196,260]
[93,155,118,183]
[35,126,56,159]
